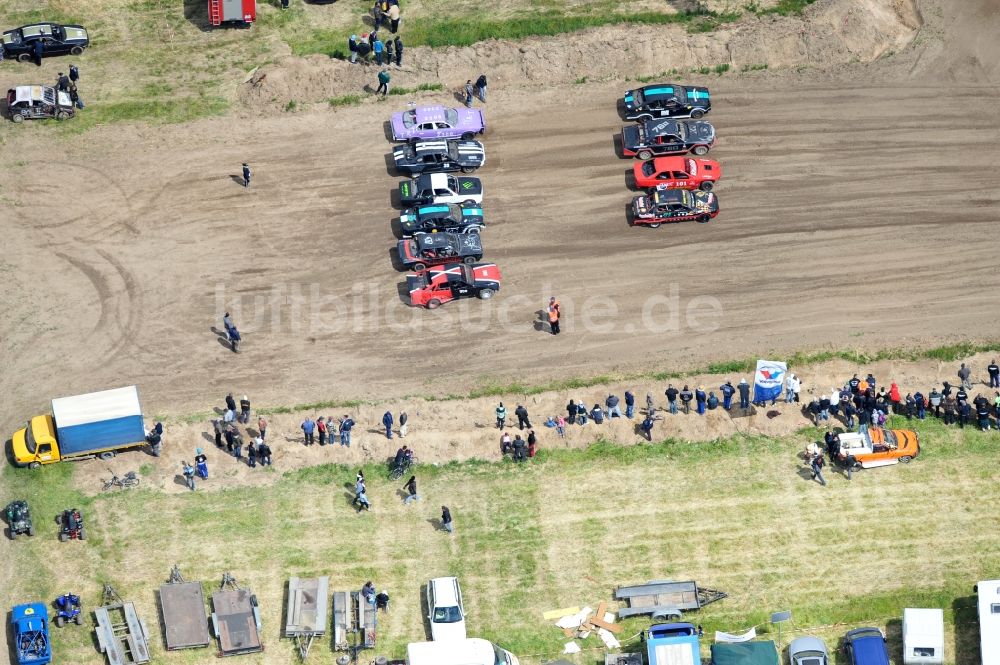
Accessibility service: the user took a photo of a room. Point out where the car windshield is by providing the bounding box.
[447,175,458,190]
[433,606,462,623]
[24,422,37,454]
[631,89,644,104]
[52,26,65,39]
[882,430,898,447]
[402,110,417,128]
[797,658,824,665]
[445,108,459,127]
[447,143,460,160]
[641,161,656,176]
[493,645,511,665]
[676,123,688,140]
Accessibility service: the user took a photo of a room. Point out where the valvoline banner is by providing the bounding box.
[753,360,787,404]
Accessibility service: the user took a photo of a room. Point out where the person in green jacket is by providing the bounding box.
[495,402,507,429]
[376,68,390,96]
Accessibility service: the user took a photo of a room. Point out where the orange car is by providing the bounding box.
[836,427,919,468]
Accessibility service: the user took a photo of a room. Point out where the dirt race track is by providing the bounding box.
[1,0,999,433]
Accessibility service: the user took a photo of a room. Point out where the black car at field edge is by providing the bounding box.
[393,139,486,175]
[2,23,90,62]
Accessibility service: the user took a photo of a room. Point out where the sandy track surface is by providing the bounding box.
[0,0,998,435]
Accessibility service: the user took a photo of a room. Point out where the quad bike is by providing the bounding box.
[56,508,86,541]
[53,593,83,627]
[4,500,35,539]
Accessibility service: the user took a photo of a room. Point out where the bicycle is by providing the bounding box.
[102,470,139,491]
[388,455,416,481]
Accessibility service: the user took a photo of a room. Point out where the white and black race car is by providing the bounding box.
[393,139,485,175]
[398,172,484,206]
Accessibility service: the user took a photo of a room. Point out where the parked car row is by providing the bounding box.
[3,20,88,124]
[387,106,502,308]
[617,84,723,228]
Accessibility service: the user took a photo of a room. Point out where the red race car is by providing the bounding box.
[407,263,501,308]
[633,156,720,191]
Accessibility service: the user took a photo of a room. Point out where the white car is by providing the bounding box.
[427,576,466,641]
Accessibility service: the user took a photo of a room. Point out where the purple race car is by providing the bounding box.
[390,106,486,142]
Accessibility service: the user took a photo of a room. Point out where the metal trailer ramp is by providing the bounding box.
[331,588,376,653]
[211,573,263,656]
[285,576,329,659]
[615,580,727,619]
[94,584,151,665]
[159,566,211,650]
[332,591,350,650]
[352,590,377,649]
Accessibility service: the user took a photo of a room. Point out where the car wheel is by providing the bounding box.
[647,222,661,229]
[427,298,442,309]
[692,145,709,156]
[71,46,84,55]
[461,132,474,141]
[464,255,478,264]
[700,181,714,192]
[478,288,495,300]
[74,615,82,625]
[56,111,69,120]
[59,533,68,542]
[467,226,481,235]
[28,461,40,468]
[691,109,705,119]
[899,455,912,463]
[17,53,31,63]
[9,529,16,541]
[462,199,476,206]
[28,525,35,537]
[639,114,653,122]
[98,451,115,461]
[79,527,86,540]
[56,616,65,628]
[412,262,426,272]
[460,166,474,174]
[697,214,711,223]
[637,149,653,161]
[12,114,24,124]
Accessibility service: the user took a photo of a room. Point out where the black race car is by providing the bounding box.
[399,202,484,236]
[631,187,719,227]
[7,85,76,122]
[622,119,716,160]
[398,172,483,206]
[397,232,483,272]
[621,83,711,121]
[2,23,90,62]
[393,139,485,175]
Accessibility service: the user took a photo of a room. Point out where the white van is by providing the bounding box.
[407,638,520,665]
[976,580,1000,665]
[427,577,466,641]
[902,608,943,665]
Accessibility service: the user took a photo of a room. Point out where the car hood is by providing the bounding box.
[63,26,89,42]
[430,620,468,641]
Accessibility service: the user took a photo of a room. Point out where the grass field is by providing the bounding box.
[2,414,996,664]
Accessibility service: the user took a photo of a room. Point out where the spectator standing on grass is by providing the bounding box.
[340,415,355,446]
[464,80,474,108]
[989,360,1000,388]
[500,432,512,455]
[382,410,394,439]
[388,2,400,32]
[606,394,622,418]
[403,475,420,504]
[903,393,914,419]
[720,381,735,411]
[576,400,588,425]
[385,39,394,67]
[515,404,531,430]
[959,400,971,428]
[239,395,251,424]
[640,414,655,441]
[224,424,236,452]
[56,72,70,91]
[959,363,973,390]
[843,401,857,430]
[993,392,1000,419]
[646,392,655,415]
[258,440,272,466]
[182,461,196,491]
[738,378,750,410]
[394,37,403,67]
[317,416,327,446]
[355,487,372,512]
[68,84,84,110]
[399,410,408,437]
[556,415,566,438]
[512,435,527,461]
[566,399,576,425]
[889,382,901,413]
[475,74,487,102]
[376,68,390,96]
[247,438,257,468]
[33,40,43,67]
[441,506,453,534]
[942,396,956,425]
[242,163,251,188]
[195,448,209,479]
[914,391,926,420]
[232,430,243,461]
[226,391,237,413]
[69,63,79,83]
[707,392,719,410]
[976,397,991,431]
[302,417,315,445]
[348,35,359,64]
[213,419,223,448]
[624,391,635,419]
[857,407,870,434]
[591,404,605,424]
[928,388,942,417]
[257,415,267,441]
[680,385,693,413]
[547,297,561,335]
[785,374,797,403]
[665,384,679,414]
[373,36,384,66]
[495,402,507,429]
[810,452,827,486]
[695,386,707,415]
[527,430,537,457]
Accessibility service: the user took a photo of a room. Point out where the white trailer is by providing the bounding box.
[902,608,943,665]
[976,580,1000,665]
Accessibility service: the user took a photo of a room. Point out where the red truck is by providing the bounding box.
[208,0,255,26]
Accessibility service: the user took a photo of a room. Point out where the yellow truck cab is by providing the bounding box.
[11,416,60,466]
[9,386,147,468]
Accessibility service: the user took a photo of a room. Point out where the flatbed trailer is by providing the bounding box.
[285,576,329,659]
[615,580,727,619]
[94,584,150,665]
[159,566,211,651]
[331,588,377,654]
[211,573,263,656]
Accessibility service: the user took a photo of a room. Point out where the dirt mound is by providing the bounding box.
[240,0,920,112]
